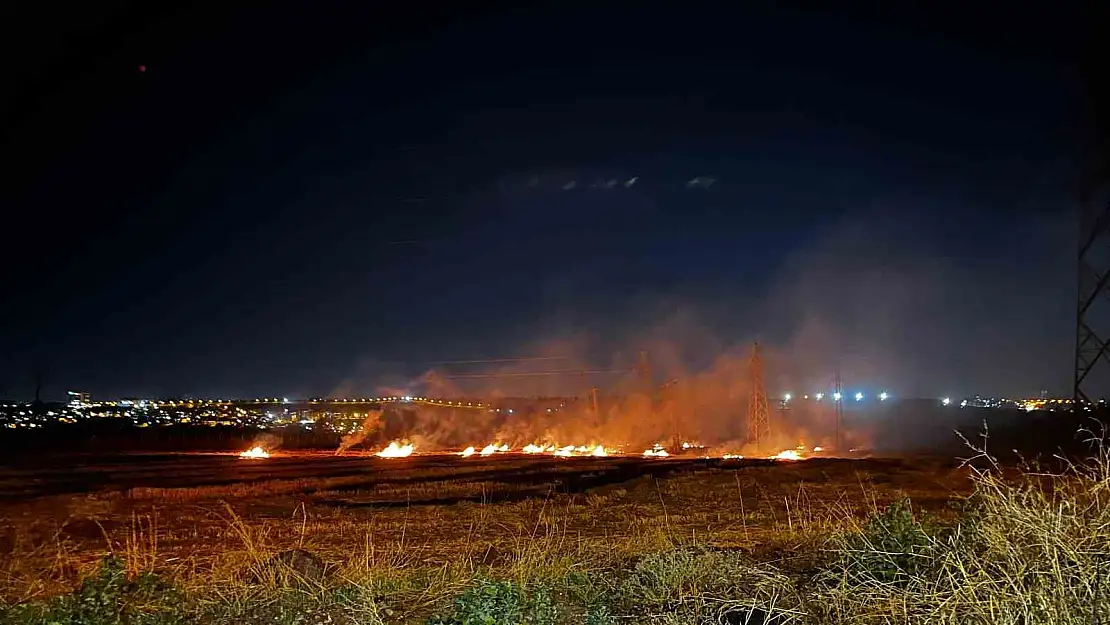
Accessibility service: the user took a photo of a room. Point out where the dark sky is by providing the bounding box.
[0,2,1099,400]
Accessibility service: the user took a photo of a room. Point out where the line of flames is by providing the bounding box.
[240,441,831,460]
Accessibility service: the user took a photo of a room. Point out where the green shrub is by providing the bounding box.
[560,571,614,625]
[429,578,559,625]
[1,556,182,625]
[835,499,937,587]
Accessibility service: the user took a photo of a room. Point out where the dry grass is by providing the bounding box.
[4,448,1106,623]
[809,437,1110,624]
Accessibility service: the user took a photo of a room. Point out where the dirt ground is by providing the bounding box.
[0,452,973,603]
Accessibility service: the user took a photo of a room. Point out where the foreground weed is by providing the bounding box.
[428,578,559,625]
[616,548,802,623]
[833,499,937,586]
[2,556,183,625]
[560,571,615,625]
[812,428,1110,624]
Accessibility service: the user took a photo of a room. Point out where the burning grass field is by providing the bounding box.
[0,444,1107,624]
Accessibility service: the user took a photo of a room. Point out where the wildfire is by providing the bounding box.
[722,453,743,459]
[239,446,270,459]
[643,443,669,457]
[458,442,617,458]
[812,446,824,452]
[480,443,510,456]
[548,444,608,457]
[770,448,804,461]
[522,443,555,454]
[376,441,414,458]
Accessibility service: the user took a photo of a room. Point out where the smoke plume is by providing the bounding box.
[336,409,384,454]
[325,205,1072,455]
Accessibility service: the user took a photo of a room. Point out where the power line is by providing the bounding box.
[442,368,632,379]
[358,356,575,366]
[428,357,573,365]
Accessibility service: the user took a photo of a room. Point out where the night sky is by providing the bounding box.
[1,3,1100,400]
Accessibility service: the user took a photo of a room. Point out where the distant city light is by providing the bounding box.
[0,388,1074,434]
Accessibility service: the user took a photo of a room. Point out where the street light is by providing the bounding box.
[854,392,863,401]
[833,392,842,401]
[783,393,792,402]
[815,392,824,400]
[879,392,888,401]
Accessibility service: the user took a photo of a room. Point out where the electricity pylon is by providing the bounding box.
[1075,196,1110,408]
[746,342,770,447]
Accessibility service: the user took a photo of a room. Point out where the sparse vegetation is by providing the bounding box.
[1,443,1107,623]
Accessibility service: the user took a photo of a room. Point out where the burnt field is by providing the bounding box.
[0,450,887,502]
[0,443,1103,624]
[0,452,967,613]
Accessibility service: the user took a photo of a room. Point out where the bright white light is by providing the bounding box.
[815,392,824,401]
[833,392,842,401]
[783,393,792,401]
[854,392,863,401]
[879,392,888,401]
[942,397,951,406]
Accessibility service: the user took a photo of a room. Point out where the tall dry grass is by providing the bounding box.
[812,430,1110,624]
[3,441,1109,623]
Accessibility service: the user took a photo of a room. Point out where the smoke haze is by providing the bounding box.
[323,206,1075,453]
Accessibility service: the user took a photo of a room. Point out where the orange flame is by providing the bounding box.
[239,446,270,459]
[522,443,554,454]
[459,446,476,457]
[770,448,803,461]
[376,441,414,458]
[551,444,607,457]
[479,443,510,456]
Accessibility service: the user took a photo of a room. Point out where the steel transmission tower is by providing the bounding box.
[1075,196,1110,407]
[636,351,652,393]
[746,342,770,447]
